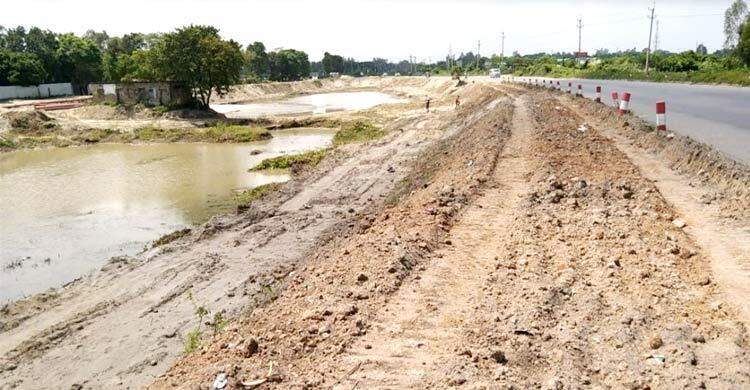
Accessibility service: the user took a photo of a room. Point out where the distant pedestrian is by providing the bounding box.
[455,96,461,110]
[425,96,431,113]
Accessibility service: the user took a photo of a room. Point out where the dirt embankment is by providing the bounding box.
[0,78,484,390]
[155,87,749,389]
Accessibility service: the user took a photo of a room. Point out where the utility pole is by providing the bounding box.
[448,44,453,68]
[645,2,656,73]
[654,20,660,52]
[501,32,505,59]
[577,18,583,54]
[477,40,481,69]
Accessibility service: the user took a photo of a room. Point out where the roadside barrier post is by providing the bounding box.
[556,81,560,91]
[567,82,572,94]
[611,92,619,108]
[618,92,631,115]
[656,101,667,131]
[577,84,582,97]
[595,86,601,103]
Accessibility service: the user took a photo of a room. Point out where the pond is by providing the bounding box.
[211,91,406,118]
[0,128,335,303]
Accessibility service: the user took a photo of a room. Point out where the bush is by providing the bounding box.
[204,123,270,143]
[233,182,282,205]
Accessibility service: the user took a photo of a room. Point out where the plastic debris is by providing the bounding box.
[650,354,666,363]
[577,124,588,133]
[213,373,228,389]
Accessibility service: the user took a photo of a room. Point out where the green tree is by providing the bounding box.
[151,25,244,108]
[101,33,145,81]
[83,30,110,51]
[268,49,310,81]
[725,0,749,49]
[2,26,27,52]
[244,41,269,81]
[696,43,708,56]
[738,17,750,66]
[322,51,344,74]
[0,49,47,85]
[56,33,102,87]
[25,27,59,82]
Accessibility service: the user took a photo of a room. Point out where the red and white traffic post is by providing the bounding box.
[567,82,572,94]
[618,92,631,115]
[656,101,667,131]
[556,81,560,90]
[611,92,619,108]
[577,84,582,97]
[595,86,602,103]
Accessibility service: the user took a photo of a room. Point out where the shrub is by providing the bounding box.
[333,120,385,146]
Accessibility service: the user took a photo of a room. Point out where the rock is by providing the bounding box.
[447,378,466,386]
[387,166,395,173]
[490,350,507,364]
[691,333,706,343]
[672,219,687,228]
[697,277,711,286]
[648,335,663,349]
[70,384,83,390]
[357,273,368,282]
[242,338,259,357]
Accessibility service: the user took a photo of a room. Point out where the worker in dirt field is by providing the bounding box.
[425,96,431,113]
[455,96,461,110]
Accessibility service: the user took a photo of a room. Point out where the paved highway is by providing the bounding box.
[500,77,750,164]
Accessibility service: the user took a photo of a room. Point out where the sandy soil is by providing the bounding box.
[2,79,750,390]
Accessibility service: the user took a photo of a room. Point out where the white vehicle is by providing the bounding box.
[489,68,502,78]
[394,72,401,77]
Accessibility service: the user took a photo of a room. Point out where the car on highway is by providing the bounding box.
[489,68,502,78]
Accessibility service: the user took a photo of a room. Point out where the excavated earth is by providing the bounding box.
[2,79,750,390]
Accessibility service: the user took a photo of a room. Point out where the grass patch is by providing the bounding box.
[153,228,191,247]
[134,127,189,142]
[234,182,283,206]
[203,122,271,143]
[0,136,16,149]
[249,149,330,171]
[333,120,385,146]
[72,128,116,143]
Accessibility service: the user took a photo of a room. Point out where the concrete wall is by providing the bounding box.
[89,82,191,106]
[0,83,74,101]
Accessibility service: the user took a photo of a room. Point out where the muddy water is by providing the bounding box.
[0,128,335,303]
[211,91,405,118]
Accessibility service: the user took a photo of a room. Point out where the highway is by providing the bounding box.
[502,77,750,164]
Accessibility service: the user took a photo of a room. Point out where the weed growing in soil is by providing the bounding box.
[249,149,330,171]
[183,290,225,354]
[234,183,282,209]
[333,120,385,146]
[153,228,191,247]
[0,136,15,149]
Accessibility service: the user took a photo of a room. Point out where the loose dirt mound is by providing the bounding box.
[59,104,160,120]
[5,110,58,134]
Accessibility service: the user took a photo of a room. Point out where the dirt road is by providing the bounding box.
[3,78,750,389]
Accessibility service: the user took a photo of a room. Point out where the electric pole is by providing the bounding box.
[645,2,656,73]
[477,40,481,69]
[577,18,583,54]
[501,32,505,59]
[654,20,660,52]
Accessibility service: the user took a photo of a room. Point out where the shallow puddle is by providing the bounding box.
[211,91,405,118]
[0,128,335,302]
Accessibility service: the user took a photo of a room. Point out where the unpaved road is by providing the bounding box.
[3,78,750,389]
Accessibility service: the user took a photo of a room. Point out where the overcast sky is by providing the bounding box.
[1,0,730,62]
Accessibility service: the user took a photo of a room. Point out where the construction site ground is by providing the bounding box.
[1,78,749,389]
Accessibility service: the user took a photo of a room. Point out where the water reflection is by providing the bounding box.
[0,128,334,302]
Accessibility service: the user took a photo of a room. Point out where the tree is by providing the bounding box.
[83,30,110,51]
[322,52,344,74]
[2,26,27,52]
[56,33,102,88]
[244,41,269,81]
[101,33,145,81]
[0,49,47,85]
[725,0,749,49]
[25,27,59,82]
[738,17,750,66]
[268,49,310,81]
[696,43,708,56]
[151,25,244,108]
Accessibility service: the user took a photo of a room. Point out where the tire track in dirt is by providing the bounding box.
[335,96,533,389]
[561,97,750,325]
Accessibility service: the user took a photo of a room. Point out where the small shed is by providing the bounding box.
[88,82,191,106]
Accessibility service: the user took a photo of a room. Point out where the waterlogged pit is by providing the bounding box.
[0,128,335,303]
[211,91,406,118]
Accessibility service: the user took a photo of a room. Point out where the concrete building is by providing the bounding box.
[88,82,191,106]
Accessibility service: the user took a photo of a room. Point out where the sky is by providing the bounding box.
[0,0,731,62]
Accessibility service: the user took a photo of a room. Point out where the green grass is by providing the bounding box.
[203,123,271,143]
[333,120,385,146]
[516,67,750,86]
[234,182,283,205]
[0,137,15,149]
[134,127,189,142]
[249,149,330,171]
[153,228,191,247]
